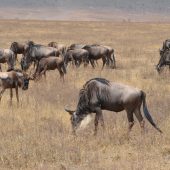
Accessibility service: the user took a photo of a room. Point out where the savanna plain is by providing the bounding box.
[0,20,169,170]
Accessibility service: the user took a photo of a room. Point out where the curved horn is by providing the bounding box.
[65,107,75,115]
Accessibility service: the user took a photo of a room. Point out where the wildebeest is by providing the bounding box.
[10,41,34,61]
[83,45,110,69]
[68,44,100,67]
[91,44,116,68]
[64,49,89,67]
[65,78,162,135]
[48,42,66,54]
[156,49,170,72]
[21,42,60,70]
[0,49,15,71]
[33,56,66,81]
[0,69,31,104]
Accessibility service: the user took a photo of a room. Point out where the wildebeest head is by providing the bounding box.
[65,88,90,133]
[156,49,169,73]
[24,41,34,51]
[10,42,18,53]
[159,49,164,56]
[65,108,88,134]
[21,41,35,71]
[23,41,35,64]
[16,71,33,90]
[22,74,30,90]
[20,55,31,71]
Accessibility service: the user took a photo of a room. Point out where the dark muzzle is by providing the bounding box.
[22,79,29,90]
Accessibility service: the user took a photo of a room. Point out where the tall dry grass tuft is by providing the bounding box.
[0,20,169,169]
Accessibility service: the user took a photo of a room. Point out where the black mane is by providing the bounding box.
[83,78,110,88]
[76,78,110,115]
[76,89,89,114]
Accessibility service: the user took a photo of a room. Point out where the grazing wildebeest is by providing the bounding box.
[48,42,66,54]
[83,45,109,69]
[0,69,31,104]
[156,49,170,72]
[33,56,66,81]
[65,78,162,135]
[21,42,60,70]
[10,41,34,61]
[64,49,89,68]
[0,49,15,71]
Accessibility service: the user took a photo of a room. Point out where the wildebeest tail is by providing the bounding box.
[141,91,162,133]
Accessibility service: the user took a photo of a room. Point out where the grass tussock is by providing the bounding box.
[0,20,169,169]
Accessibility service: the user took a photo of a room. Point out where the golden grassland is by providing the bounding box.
[0,20,169,169]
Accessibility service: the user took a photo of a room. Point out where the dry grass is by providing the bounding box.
[0,20,169,169]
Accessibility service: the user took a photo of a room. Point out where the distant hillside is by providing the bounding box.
[0,0,170,14]
[0,0,170,21]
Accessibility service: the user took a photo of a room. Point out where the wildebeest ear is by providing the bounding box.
[65,108,75,115]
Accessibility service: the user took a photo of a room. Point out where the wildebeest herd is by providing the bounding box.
[0,39,169,136]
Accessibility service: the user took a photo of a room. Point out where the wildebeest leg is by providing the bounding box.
[40,66,47,79]
[126,110,134,133]
[106,54,111,67]
[84,58,89,67]
[95,60,98,66]
[94,108,104,135]
[10,88,13,105]
[44,71,47,79]
[112,53,116,68]
[108,54,114,69]
[15,86,19,104]
[75,60,80,68]
[94,113,99,136]
[90,59,95,68]
[41,67,47,79]
[100,113,105,130]
[15,53,18,62]
[6,61,12,71]
[134,108,145,133]
[33,60,37,69]
[83,55,89,67]
[58,67,64,82]
[0,88,5,102]
[101,56,107,70]
[78,60,82,67]
[0,64,2,72]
